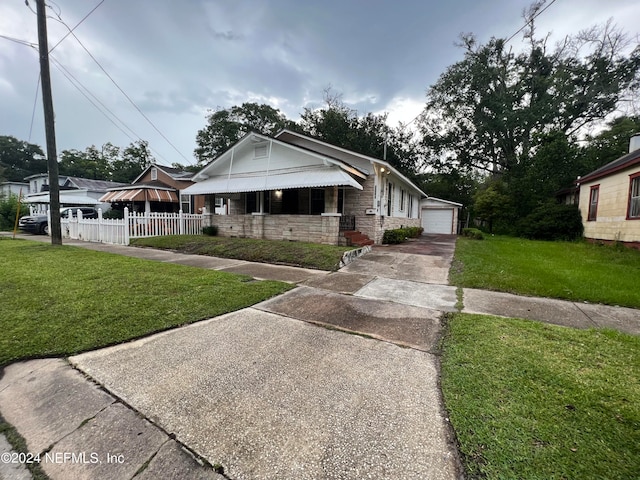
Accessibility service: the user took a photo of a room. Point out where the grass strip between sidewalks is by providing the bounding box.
[0,238,292,367]
[131,235,353,271]
[450,235,640,308]
[441,313,640,480]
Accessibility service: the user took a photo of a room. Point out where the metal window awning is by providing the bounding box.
[181,167,363,195]
[24,192,100,205]
[99,188,179,203]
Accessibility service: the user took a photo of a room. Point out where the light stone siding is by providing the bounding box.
[206,214,340,244]
[579,166,640,243]
[344,177,421,244]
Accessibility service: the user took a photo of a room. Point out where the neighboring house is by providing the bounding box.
[182,129,426,245]
[0,181,29,197]
[100,163,205,214]
[421,197,462,234]
[577,134,640,248]
[23,174,126,213]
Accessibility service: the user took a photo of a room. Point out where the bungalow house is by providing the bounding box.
[577,134,640,248]
[100,163,206,214]
[182,129,426,245]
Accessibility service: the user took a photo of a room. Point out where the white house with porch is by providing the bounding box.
[182,130,427,245]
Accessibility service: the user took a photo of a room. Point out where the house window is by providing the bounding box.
[400,189,406,211]
[387,182,393,216]
[408,195,414,218]
[151,167,158,181]
[628,174,640,219]
[180,194,192,213]
[254,145,268,158]
[588,185,599,221]
[310,188,325,215]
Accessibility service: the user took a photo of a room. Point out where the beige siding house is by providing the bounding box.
[578,135,640,248]
[182,130,426,245]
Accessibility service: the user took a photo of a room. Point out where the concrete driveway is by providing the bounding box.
[3,234,463,479]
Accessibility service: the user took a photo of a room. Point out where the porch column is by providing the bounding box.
[324,186,339,214]
[145,199,151,213]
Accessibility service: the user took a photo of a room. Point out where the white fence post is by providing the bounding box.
[179,209,184,235]
[124,207,130,245]
[98,208,103,243]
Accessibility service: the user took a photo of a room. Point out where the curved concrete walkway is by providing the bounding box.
[1,233,638,479]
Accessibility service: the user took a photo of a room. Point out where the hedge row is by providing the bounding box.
[382,226,424,244]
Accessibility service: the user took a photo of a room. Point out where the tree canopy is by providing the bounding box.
[193,92,422,178]
[417,3,640,233]
[0,136,47,182]
[194,103,293,164]
[419,14,640,177]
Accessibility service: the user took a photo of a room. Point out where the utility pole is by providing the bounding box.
[36,0,62,245]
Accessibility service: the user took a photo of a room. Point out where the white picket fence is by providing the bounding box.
[60,207,205,245]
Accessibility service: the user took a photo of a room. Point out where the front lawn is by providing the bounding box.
[0,239,292,367]
[450,235,640,308]
[442,313,640,480]
[132,235,353,271]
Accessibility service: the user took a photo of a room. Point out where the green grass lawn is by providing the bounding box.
[441,313,640,480]
[450,235,640,308]
[132,235,353,271]
[0,238,292,367]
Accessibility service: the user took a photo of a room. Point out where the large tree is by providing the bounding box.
[0,135,47,182]
[579,116,640,173]
[298,91,421,177]
[419,8,640,177]
[194,103,293,163]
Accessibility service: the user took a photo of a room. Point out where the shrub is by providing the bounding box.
[518,203,583,241]
[383,229,405,244]
[382,226,423,244]
[0,195,27,231]
[102,209,124,219]
[462,228,484,240]
[202,225,218,236]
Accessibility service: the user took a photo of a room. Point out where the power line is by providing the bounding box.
[48,0,104,53]
[50,10,195,165]
[504,0,558,45]
[48,55,174,165]
[0,34,37,48]
[28,73,41,142]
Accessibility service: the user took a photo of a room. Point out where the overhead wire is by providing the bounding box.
[48,7,195,165]
[48,55,174,164]
[21,0,187,165]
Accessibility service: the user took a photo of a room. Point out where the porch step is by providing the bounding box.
[342,230,374,247]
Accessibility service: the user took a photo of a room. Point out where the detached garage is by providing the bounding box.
[421,197,462,234]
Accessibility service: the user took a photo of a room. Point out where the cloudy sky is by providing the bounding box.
[1,0,638,167]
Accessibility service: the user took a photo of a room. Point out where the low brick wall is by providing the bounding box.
[206,214,340,245]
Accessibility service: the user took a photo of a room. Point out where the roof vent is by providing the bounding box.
[630,134,640,153]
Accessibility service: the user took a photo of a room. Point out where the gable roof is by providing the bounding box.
[578,148,640,184]
[190,130,426,198]
[185,132,364,195]
[274,129,427,197]
[132,163,194,184]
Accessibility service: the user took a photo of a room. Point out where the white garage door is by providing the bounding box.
[422,208,454,234]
